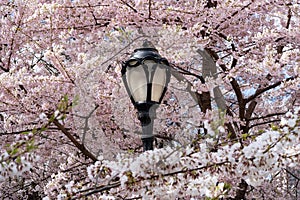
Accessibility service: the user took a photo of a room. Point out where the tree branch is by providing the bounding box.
[249,119,281,129]
[195,92,212,113]
[172,64,205,83]
[232,179,248,200]
[60,4,109,9]
[286,8,292,29]
[249,112,286,121]
[52,119,97,162]
[170,67,211,112]
[242,100,257,133]
[205,0,217,8]
[230,78,245,119]
[77,182,121,199]
[120,0,137,13]
[148,0,152,19]
[246,76,296,103]
[214,2,252,31]
[0,127,68,136]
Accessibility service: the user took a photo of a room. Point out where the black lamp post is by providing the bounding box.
[121,41,171,151]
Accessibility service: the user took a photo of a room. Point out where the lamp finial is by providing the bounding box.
[142,40,155,48]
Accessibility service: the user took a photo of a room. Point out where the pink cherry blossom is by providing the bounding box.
[0,0,299,199]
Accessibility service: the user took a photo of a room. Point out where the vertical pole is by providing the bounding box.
[137,103,157,151]
[141,122,154,151]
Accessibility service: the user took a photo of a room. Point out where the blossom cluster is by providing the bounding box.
[43,109,299,199]
[0,0,299,199]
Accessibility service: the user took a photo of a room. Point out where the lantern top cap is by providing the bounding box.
[130,47,161,60]
[133,47,158,52]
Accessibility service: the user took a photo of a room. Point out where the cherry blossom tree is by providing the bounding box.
[0,0,299,199]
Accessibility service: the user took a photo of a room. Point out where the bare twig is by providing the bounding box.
[249,119,281,129]
[249,112,286,121]
[148,0,152,19]
[74,104,99,144]
[120,0,137,13]
[76,182,121,198]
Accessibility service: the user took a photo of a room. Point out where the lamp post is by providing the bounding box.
[121,41,171,151]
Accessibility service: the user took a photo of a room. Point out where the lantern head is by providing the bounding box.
[122,47,170,124]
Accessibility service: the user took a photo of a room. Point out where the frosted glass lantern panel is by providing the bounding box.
[126,65,147,103]
[151,64,167,102]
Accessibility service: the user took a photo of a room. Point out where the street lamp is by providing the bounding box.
[121,41,171,151]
